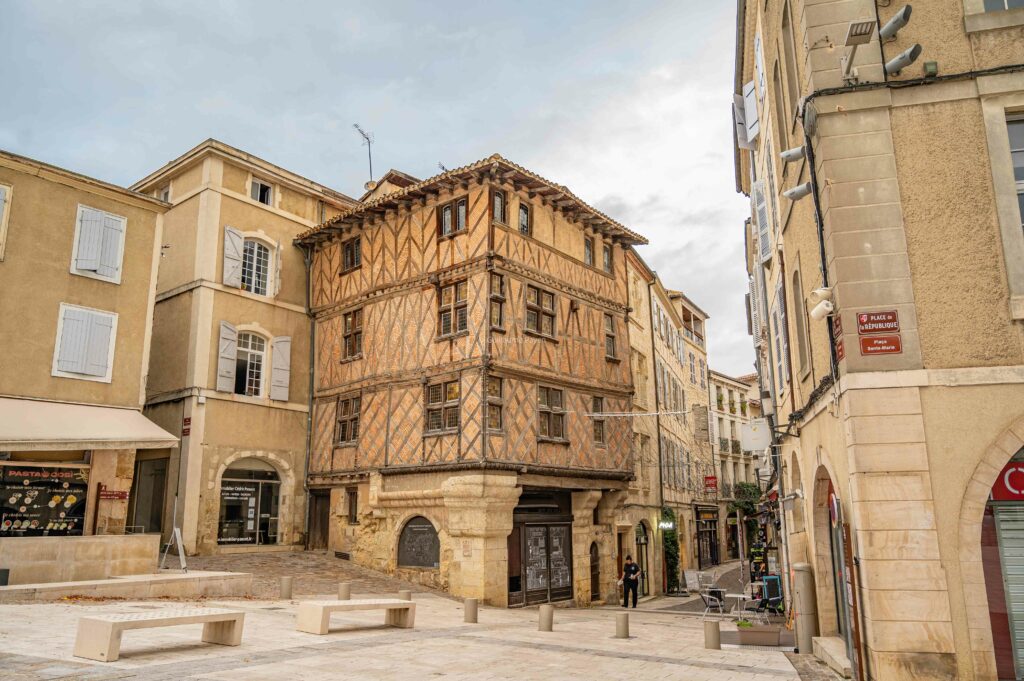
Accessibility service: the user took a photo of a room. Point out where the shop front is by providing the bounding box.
[217,458,281,547]
[508,489,573,607]
[695,505,720,569]
[983,452,1024,679]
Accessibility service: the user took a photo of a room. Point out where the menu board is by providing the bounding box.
[0,465,89,537]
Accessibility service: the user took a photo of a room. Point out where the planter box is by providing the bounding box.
[736,625,782,646]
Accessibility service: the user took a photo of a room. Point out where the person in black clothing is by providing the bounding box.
[621,555,641,608]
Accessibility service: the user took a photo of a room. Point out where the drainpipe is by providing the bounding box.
[647,281,664,510]
[301,243,314,549]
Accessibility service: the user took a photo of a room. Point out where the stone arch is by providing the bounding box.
[958,415,1024,680]
[786,452,810,568]
[212,451,297,546]
[811,463,842,637]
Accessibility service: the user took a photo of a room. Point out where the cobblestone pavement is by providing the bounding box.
[0,593,801,681]
[188,549,446,600]
[784,653,844,680]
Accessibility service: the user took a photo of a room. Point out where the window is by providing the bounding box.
[235,332,266,396]
[158,185,170,202]
[584,237,594,266]
[604,313,616,358]
[985,0,1024,9]
[346,487,358,524]
[343,308,363,359]
[699,359,706,388]
[486,376,503,430]
[241,240,270,295]
[342,237,361,273]
[781,3,800,117]
[492,189,507,224]
[538,386,565,440]
[490,273,505,328]
[438,280,468,336]
[773,61,788,151]
[439,197,468,236]
[792,270,809,374]
[336,395,361,445]
[525,284,556,337]
[52,303,117,382]
[425,380,460,432]
[689,353,696,383]
[602,243,612,273]
[71,205,126,284]
[1010,118,1024,231]
[519,203,531,236]
[592,396,605,445]
[251,178,273,206]
[0,183,11,261]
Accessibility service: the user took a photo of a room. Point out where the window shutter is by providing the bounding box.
[755,34,766,99]
[75,207,105,272]
[83,311,114,377]
[742,81,759,142]
[752,180,771,264]
[777,279,791,382]
[749,277,761,346]
[57,307,90,373]
[0,186,7,217]
[734,94,752,151]
[216,321,238,392]
[273,241,283,296]
[223,227,244,288]
[270,336,291,401]
[96,214,125,279]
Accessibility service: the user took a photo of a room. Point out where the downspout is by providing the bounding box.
[301,243,314,549]
[647,281,664,511]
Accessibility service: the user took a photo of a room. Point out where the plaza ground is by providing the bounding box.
[0,551,839,680]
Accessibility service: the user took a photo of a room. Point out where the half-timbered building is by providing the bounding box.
[296,154,647,607]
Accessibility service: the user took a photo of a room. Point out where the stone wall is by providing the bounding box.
[0,534,159,585]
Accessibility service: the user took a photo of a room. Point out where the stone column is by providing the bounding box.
[442,473,521,606]
[88,448,137,535]
[571,490,602,605]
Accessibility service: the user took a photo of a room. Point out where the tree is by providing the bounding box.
[661,507,680,593]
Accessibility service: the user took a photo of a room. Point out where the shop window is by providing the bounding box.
[397,516,440,568]
[538,385,566,441]
[425,379,460,433]
[217,458,280,546]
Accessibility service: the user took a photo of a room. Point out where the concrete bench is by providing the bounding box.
[296,598,416,635]
[73,607,245,662]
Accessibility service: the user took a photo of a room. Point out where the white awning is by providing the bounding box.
[0,398,178,451]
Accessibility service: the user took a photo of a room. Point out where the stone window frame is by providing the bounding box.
[981,80,1024,319]
[964,0,1024,32]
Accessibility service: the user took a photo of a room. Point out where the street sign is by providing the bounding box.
[98,488,129,500]
[992,460,1024,501]
[704,476,718,493]
[836,337,846,361]
[859,334,902,355]
[857,311,899,335]
[741,419,772,451]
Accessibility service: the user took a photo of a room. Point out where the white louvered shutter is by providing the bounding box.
[743,81,759,143]
[216,322,238,392]
[753,180,771,263]
[57,307,90,373]
[96,214,125,279]
[778,278,791,382]
[83,312,114,377]
[75,207,105,271]
[749,277,761,347]
[273,241,283,296]
[996,506,1024,674]
[755,34,766,99]
[223,227,244,288]
[733,94,752,151]
[270,336,291,401]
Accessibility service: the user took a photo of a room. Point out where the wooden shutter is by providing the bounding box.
[83,311,114,377]
[75,207,105,271]
[57,306,90,373]
[96,213,125,279]
[750,276,761,346]
[223,226,244,288]
[753,180,771,263]
[270,336,291,401]
[734,94,752,150]
[777,278,791,382]
[216,321,238,392]
[742,81,759,142]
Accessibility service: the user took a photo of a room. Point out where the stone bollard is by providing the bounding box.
[279,576,294,600]
[464,598,478,624]
[338,581,351,600]
[538,604,554,632]
[615,612,630,639]
[399,589,412,601]
[704,620,721,649]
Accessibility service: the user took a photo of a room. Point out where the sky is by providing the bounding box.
[0,1,754,376]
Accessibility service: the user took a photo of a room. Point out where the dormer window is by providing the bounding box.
[251,179,273,206]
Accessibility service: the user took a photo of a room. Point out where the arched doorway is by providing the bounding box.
[217,458,280,546]
[397,516,440,568]
[811,466,844,639]
[589,542,600,601]
[635,522,650,597]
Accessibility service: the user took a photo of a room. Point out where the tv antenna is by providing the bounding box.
[438,162,449,173]
[353,123,374,182]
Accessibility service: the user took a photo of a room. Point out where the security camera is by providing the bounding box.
[885,44,922,75]
[808,287,833,305]
[783,182,812,201]
[780,146,805,163]
[810,299,834,321]
[879,5,912,41]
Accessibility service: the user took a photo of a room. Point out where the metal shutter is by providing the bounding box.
[996,505,1024,676]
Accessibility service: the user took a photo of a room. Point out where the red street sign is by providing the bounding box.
[860,334,902,355]
[993,461,1024,501]
[183,417,192,426]
[833,315,843,336]
[704,475,718,493]
[857,311,899,335]
[182,427,191,436]
[836,338,846,361]
[99,489,129,500]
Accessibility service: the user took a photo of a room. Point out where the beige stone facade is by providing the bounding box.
[735,0,1024,678]
[0,149,175,563]
[133,140,356,555]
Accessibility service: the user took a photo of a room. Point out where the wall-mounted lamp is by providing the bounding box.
[841,19,876,84]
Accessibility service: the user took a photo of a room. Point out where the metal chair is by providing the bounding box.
[700,589,725,620]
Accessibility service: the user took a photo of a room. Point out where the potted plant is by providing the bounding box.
[735,618,782,646]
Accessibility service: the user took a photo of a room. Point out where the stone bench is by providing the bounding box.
[296,598,416,635]
[73,607,245,662]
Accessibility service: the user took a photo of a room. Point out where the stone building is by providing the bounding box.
[735,0,1024,678]
[0,149,176,582]
[132,140,356,555]
[297,154,646,607]
[622,253,715,596]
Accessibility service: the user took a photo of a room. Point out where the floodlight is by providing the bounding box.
[880,5,912,41]
[810,300,834,321]
[808,287,833,304]
[780,146,805,163]
[886,44,923,75]
[783,182,812,201]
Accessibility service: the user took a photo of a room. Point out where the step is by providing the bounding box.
[813,636,852,679]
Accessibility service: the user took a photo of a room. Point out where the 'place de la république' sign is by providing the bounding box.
[857,310,902,356]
